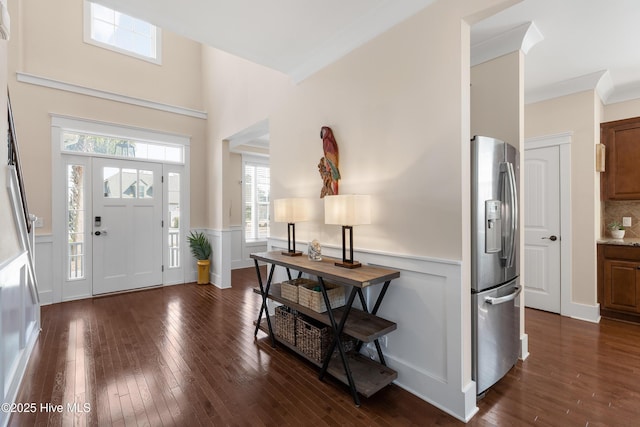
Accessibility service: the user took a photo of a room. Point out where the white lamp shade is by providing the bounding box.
[324,195,371,226]
[274,198,311,223]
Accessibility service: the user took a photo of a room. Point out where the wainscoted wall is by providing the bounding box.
[0,251,40,427]
[230,225,268,270]
[267,237,476,421]
[205,227,267,289]
[36,228,261,300]
[34,235,53,305]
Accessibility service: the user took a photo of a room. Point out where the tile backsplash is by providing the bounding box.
[603,201,640,238]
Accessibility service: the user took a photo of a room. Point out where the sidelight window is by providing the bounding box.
[67,165,86,280]
[168,172,181,268]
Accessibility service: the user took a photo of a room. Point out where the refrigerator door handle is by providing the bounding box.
[504,162,518,268]
[484,286,521,305]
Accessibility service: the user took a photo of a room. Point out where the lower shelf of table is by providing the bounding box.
[255,321,397,398]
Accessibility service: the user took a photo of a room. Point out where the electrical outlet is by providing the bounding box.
[623,217,632,227]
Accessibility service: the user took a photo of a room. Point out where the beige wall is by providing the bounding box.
[19,0,202,110]
[603,98,640,123]
[201,47,294,229]
[525,90,601,305]
[7,0,207,232]
[271,1,469,259]
[0,40,23,264]
[229,152,243,226]
[471,51,523,147]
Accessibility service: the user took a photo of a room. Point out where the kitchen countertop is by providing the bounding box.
[598,237,640,246]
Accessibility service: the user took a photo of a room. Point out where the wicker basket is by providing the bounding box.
[274,305,297,345]
[298,282,345,313]
[296,315,332,363]
[280,278,317,303]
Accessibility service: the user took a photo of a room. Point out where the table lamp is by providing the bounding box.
[324,194,371,268]
[274,198,310,256]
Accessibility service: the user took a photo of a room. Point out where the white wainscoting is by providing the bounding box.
[0,251,40,427]
[203,227,267,289]
[205,228,231,289]
[34,235,54,305]
[267,238,475,422]
[229,225,267,270]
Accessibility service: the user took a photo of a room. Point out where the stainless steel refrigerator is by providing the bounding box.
[471,135,521,396]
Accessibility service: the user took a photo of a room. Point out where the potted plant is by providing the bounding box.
[608,221,626,239]
[188,231,212,284]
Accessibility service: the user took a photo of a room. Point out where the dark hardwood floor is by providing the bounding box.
[9,267,640,426]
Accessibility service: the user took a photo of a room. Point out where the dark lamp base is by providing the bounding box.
[334,260,361,269]
[282,250,303,257]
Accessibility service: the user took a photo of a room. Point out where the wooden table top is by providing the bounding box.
[250,251,400,288]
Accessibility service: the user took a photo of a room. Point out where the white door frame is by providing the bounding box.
[524,132,571,317]
[51,115,190,303]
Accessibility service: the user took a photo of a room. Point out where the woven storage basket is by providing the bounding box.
[296,315,332,363]
[298,282,345,313]
[274,305,297,345]
[280,278,317,303]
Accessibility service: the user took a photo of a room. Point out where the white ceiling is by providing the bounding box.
[95,0,640,105]
[93,0,436,82]
[471,0,640,104]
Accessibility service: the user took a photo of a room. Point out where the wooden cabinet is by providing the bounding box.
[601,116,640,200]
[598,244,640,322]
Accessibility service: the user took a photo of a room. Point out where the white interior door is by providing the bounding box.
[524,145,561,313]
[92,158,163,295]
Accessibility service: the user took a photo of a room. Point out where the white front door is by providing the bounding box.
[524,145,561,313]
[92,158,163,295]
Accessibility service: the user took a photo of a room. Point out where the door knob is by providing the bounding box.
[542,235,558,241]
[94,231,101,236]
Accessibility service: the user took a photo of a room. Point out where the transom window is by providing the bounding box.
[84,1,161,64]
[62,131,184,164]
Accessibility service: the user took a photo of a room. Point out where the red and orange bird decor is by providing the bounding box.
[318,126,341,198]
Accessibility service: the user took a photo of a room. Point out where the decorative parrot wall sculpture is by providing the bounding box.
[319,126,341,198]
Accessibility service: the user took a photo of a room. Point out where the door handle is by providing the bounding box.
[94,230,108,236]
[541,235,558,241]
[485,286,522,305]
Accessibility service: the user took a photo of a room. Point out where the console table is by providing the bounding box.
[251,251,400,406]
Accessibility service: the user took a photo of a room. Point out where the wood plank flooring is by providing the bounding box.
[9,267,640,426]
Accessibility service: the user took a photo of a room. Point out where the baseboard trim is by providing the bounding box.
[567,302,601,323]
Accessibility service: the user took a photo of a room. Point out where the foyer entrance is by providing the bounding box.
[92,158,163,295]
[52,116,190,303]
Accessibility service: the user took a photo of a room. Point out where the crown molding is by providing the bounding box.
[525,70,614,105]
[604,81,640,105]
[471,21,543,67]
[16,72,207,120]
